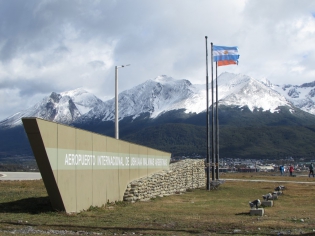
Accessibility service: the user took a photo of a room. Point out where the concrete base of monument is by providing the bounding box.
[250,208,264,216]
[261,200,273,207]
[209,180,225,189]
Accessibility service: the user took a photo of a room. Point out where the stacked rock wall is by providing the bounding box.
[124,159,205,202]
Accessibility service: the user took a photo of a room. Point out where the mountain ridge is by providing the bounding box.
[1,72,310,128]
[2,72,315,159]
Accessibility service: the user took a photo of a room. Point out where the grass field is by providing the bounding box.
[1,172,315,235]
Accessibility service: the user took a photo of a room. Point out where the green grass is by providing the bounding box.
[1,173,315,235]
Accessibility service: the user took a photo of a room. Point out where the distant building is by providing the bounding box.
[238,168,256,172]
[257,165,275,172]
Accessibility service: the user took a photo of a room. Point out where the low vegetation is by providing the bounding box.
[1,172,315,235]
[3,106,315,159]
[123,123,315,159]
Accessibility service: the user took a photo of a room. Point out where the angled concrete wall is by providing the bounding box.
[22,118,171,213]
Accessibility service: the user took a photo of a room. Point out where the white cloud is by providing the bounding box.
[0,0,315,120]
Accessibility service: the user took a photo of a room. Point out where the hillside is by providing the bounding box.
[2,106,315,160]
[2,73,315,160]
[120,106,315,159]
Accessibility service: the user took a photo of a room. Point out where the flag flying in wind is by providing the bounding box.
[213,45,239,66]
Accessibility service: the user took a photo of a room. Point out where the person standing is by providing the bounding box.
[279,165,284,176]
[309,163,314,177]
[289,165,294,176]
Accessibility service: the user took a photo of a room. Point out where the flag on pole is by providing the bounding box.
[213,45,239,66]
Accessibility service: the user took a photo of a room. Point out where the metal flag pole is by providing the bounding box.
[215,61,219,180]
[212,44,239,179]
[115,64,130,139]
[205,36,210,191]
[211,42,215,181]
[115,66,119,139]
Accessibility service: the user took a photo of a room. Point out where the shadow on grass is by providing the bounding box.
[0,196,53,214]
[235,212,250,215]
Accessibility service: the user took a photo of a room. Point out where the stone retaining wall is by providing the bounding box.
[123,159,205,202]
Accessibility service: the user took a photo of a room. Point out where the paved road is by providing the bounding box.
[0,172,42,180]
[1,172,315,184]
[222,178,315,184]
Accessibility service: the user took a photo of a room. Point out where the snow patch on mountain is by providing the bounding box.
[267,80,315,115]
[79,75,204,122]
[61,88,103,114]
[153,75,177,84]
[0,92,80,128]
[78,73,294,123]
[217,72,292,113]
[0,88,102,128]
[0,72,309,128]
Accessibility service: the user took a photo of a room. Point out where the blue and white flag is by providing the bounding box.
[213,45,239,66]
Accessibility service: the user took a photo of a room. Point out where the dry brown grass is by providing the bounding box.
[1,172,315,235]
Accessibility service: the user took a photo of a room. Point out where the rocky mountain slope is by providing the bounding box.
[2,73,315,159]
[0,73,304,128]
[264,80,315,115]
[0,88,103,128]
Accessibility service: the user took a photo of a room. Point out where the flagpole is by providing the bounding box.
[212,44,239,181]
[205,36,210,191]
[211,42,215,181]
[215,61,219,180]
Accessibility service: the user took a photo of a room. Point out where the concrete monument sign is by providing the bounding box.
[22,118,171,212]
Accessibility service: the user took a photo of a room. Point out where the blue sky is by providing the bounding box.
[0,0,315,120]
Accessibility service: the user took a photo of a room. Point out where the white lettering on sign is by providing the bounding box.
[65,154,95,166]
[96,156,125,166]
[148,158,155,166]
[155,158,168,166]
[64,153,168,167]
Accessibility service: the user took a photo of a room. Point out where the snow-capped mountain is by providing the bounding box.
[60,88,104,115]
[0,88,103,128]
[76,73,294,124]
[76,75,207,123]
[262,80,315,115]
[217,73,293,113]
[3,73,315,159]
[0,72,313,128]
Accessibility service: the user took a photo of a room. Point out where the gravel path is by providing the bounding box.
[0,226,103,235]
